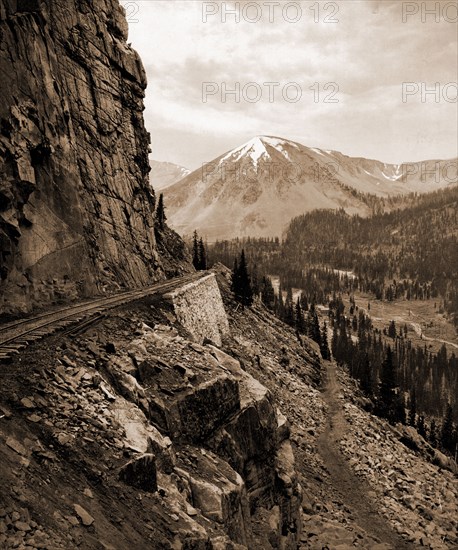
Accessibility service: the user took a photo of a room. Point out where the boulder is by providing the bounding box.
[208,381,278,507]
[147,374,240,443]
[176,449,251,546]
[147,434,176,474]
[73,504,94,527]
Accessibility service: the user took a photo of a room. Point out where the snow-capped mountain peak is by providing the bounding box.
[219,136,306,167]
[161,136,457,239]
[219,136,271,168]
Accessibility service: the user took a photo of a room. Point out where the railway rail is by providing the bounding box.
[0,273,201,362]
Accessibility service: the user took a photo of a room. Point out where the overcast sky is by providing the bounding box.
[121,0,458,170]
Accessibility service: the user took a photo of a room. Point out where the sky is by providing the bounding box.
[120,0,458,170]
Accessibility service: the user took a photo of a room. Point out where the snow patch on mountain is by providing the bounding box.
[310,148,327,157]
[382,172,396,181]
[219,136,271,168]
[262,136,300,160]
[219,136,305,166]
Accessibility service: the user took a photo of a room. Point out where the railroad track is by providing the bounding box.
[0,273,201,362]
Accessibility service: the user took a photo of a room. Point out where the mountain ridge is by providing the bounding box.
[149,159,190,190]
[162,135,457,239]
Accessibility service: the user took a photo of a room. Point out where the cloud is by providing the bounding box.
[122,0,457,169]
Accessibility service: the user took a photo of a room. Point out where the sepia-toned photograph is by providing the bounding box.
[0,1,457,548]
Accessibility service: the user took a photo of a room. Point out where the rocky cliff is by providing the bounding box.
[0,272,309,549]
[0,0,186,315]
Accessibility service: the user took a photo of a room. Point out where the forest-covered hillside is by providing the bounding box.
[209,186,458,323]
[282,185,458,321]
[207,186,458,446]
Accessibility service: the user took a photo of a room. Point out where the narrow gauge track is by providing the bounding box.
[0,273,201,362]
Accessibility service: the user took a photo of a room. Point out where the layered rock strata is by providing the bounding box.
[0,0,168,314]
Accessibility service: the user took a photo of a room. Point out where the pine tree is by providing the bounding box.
[192,230,200,270]
[231,257,239,293]
[360,352,374,397]
[351,315,357,332]
[251,263,260,297]
[198,238,207,270]
[156,193,166,230]
[320,322,331,360]
[331,324,338,360]
[441,403,454,453]
[394,393,406,425]
[284,299,295,327]
[417,415,427,438]
[307,306,321,346]
[377,346,397,423]
[276,284,284,319]
[408,388,417,427]
[231,250,253,309]
[295,298,306,334]
[286,286,293,304]
[300,292,309,312]
[429,419,437,447]
[260,276,275,309]
[388,320,397,339]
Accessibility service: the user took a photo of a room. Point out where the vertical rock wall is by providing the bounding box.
[0,0,168,314]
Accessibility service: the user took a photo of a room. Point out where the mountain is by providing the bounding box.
[162,136,457,240]
[149,160,190,190]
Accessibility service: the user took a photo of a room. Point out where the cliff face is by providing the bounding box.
[0,0,177,314]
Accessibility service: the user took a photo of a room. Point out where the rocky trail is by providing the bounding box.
[317,361,412,549]
[225,279,457,550]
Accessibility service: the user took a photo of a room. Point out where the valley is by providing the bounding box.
[207,186,458,457]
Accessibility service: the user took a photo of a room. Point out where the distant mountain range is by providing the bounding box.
[150,160,190,190]
[160,136,457,239]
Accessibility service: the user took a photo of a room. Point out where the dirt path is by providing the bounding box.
[317,361,413,549]
[410,321,458,349]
